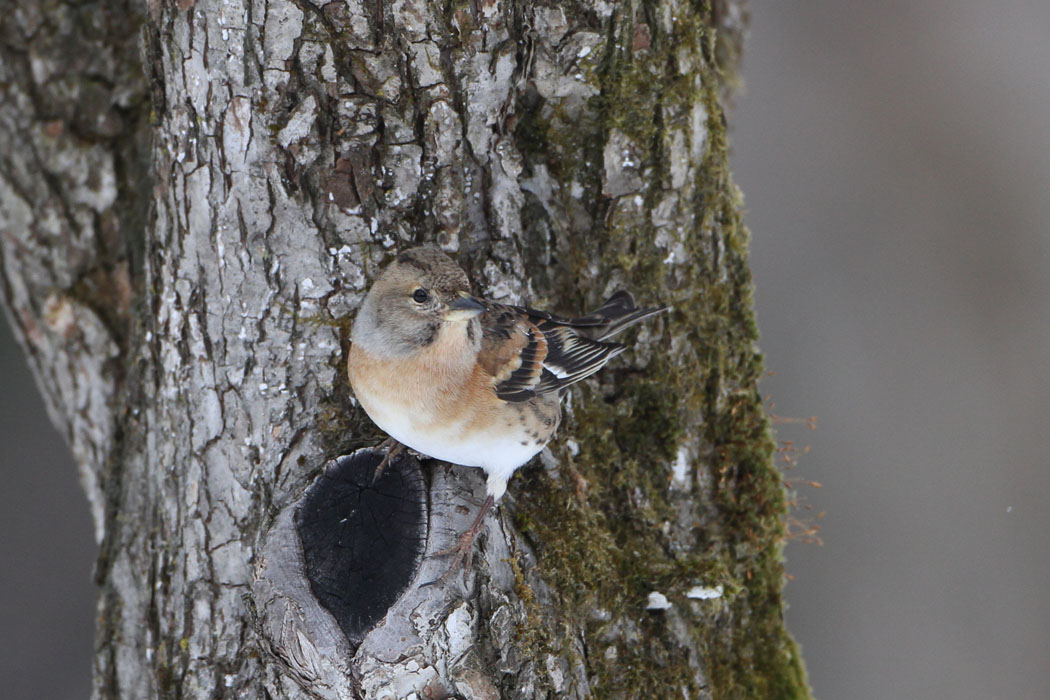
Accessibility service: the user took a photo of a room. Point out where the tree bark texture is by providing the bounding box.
[0,1,809,699]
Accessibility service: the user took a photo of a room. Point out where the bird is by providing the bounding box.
[347,246,666,579]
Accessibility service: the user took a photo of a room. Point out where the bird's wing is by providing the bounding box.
[476,305,553,402]
[478,302,628,403]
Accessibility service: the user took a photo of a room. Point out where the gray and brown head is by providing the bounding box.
[351,247,486,356]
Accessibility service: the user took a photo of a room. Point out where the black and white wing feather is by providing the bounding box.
[477,292,666,403]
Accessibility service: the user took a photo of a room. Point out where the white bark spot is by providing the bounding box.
[686,585,724,600]
[646,591,672,610]
[671,445,691,487]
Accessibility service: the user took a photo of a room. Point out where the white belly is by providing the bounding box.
[359,392,544,500]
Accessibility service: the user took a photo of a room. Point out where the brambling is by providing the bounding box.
[347,247,665,577]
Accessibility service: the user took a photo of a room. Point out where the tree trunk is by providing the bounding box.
[0,0,809,698]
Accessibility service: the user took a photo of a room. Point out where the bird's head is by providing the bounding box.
[351,247,487,356]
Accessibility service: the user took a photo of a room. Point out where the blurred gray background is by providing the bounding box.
[734,1,1050,698]
[3,2,1049,698]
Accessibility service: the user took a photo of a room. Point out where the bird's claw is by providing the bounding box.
[370,438,404,485]
[419,494,494,588]
[419,531,477,587]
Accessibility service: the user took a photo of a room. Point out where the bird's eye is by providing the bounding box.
[412,288,429,303]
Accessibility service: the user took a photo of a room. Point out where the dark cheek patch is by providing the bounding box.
[417,322,439,347]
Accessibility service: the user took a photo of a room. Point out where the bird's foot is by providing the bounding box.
[421,494,494,587]
[423,529,479,586]
[370,437,405,484]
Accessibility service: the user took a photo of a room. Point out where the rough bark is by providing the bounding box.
[0,0,808,699]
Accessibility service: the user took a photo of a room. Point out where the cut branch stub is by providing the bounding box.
[295,450,428,644]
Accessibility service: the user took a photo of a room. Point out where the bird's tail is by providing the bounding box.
[520,290,668,340]
[585,290,668,340]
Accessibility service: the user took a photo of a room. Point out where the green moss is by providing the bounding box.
[508,2,810,698]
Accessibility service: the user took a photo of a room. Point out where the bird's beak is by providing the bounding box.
[443,293,487,322]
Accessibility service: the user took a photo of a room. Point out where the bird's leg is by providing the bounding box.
[424,494,495,585]
[371,437,405,484]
